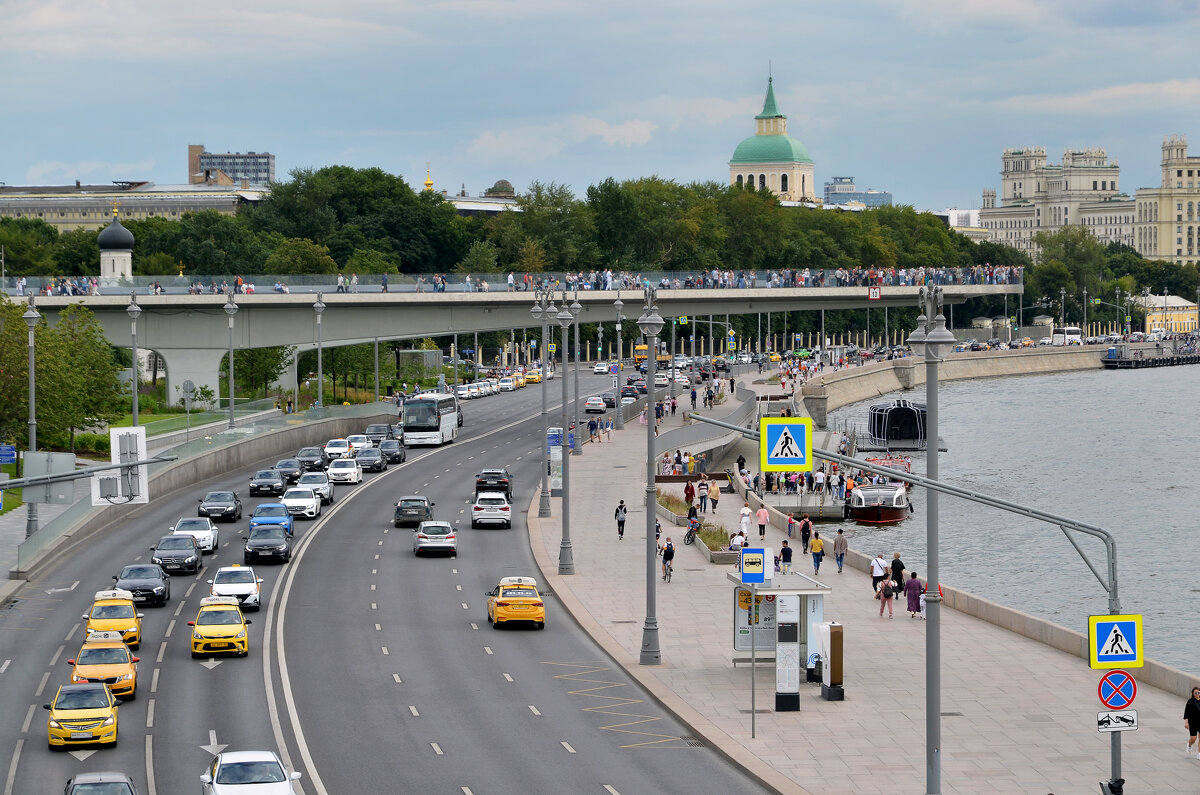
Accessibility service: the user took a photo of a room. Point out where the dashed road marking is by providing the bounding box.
[409,706,419,716]
[503,673,513,682]
[371,584,376,591]
[470,623,478,631]
[484,646,493,655]
[392,674,402,684]
[461,603,469,610]
[20,705,34,733]
[0,660,8,675]
[431,743,444,755]
[603,787,620,794]
[165,620,176,638]
[63,624,79,642]
[34,672,49,696]
[48,645,64,666]
[374,554,380,560]
[381,647,389,656]
[374,624,381,631]
[455,585,462,591]
[151,668,160,693]
[156,642,167,663]
[146,698,155,728]
[561,741,576,754]
[174,601,186,617]
[185,583,197,598]
[528,705,541,716]
[371,603,377,610]
[3,738,23,795]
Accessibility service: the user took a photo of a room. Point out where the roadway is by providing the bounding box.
[0,369,766,794]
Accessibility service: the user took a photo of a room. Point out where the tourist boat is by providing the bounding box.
[864,455,912,474]
[844,484,912,524]
[866,400,927,449]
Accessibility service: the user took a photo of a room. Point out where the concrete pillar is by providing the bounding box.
[158,348,226,407]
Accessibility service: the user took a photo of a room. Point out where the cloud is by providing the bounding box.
[991,79,1200,115]
[24,160,157,185]
[467,115,656,162]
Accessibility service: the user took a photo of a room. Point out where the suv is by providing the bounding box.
[296,447,325,472]
[394,495,435,528]
[364,423,394,445]
[472,492,512,528]
[474,468,514,500]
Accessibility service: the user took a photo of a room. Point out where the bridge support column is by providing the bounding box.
[159,348,226,407]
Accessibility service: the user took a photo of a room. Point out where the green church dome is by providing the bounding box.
[730,134,813,165]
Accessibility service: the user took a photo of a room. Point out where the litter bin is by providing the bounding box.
[386,385,394,397]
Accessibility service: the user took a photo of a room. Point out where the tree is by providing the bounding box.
[45,305,125,450]
[264,239,338,274]
[228,346,294,397]
[346,247,400,274]
[454,240,499,274]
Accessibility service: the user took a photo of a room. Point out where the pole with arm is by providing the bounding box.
[126,292,141,427]
[24,297,40,540]
[556,300,575,573]
[638,286,664,665]
[313,294,325,408]
[571,292,582,455]
[531,290,556,518]
[614,296,625,430]
[224,291,238,429]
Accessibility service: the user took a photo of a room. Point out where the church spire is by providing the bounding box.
[756,76,784,120]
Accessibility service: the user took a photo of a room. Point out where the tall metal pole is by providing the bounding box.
[532,290,555,517]
[126,292,142,427]
[669,316,677,400]
[570,293,582,455]
[313,294,325,408]
[638,285,664,665]
[1082,288,1088,336]
[1060,287,1066,326]
[757,312,761,354]
[557,301,575,573]
[24,297,40,540]
[374,337,380,402]
[224,291,238,429]
[614,296,625,431]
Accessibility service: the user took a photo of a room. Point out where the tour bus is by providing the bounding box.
[1050,326,1083,346]
[401,392,459,446]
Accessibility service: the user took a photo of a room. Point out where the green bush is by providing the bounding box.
[73,433,111,455]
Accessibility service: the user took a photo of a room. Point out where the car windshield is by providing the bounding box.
[330,460,354,469]
[69,783,134,795]
[249,527,287,541]
[500,588,536,598]
[174,520,209,533]
[299,448,320,456]
[276,460,299,469]
[204,492,234,502]
[284,489,314,500]
[91,604,135,619]
[157,537,194,550]
[420,524,452,536]
[254,506,288,518]
[347,436,368,444]
[215,761,286,784]
[297,475,326,485]
[215,570,256,584]
[196,609,242,626]
[326,441,347,449]
[379,441,399,450]
[400,499,427,509]
[366,425,388,434]
[54,689,110,710]
[119,565,159,579]
[77,647,128,665]
[478,498,507,507]
[401,404,437,430]
[358,450,380,458]
[254,471,278,480]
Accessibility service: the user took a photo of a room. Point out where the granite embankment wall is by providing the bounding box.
[798,348,1199,696]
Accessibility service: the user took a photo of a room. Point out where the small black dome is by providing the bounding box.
[97,215,135,250]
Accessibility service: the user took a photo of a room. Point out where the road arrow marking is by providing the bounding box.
[68,750,96,762]
[200,730,227,755]
[45,581,80,595]
[199,659,222,670]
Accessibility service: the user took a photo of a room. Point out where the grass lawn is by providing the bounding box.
[0,463,20,517]
[110,412,225,435]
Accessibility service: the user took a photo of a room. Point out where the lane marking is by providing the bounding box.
[455,585,462,591]
[0,660,8,674]
[370,603,377,610]
[370,584,376,591]
[372,569,377,575]
[377,540,383,546]
[431,743,444,755]
[603,787,620,794]
[561,741,576,754]
[382,647,390,656]
[34,672,49,697]
[145,698,155,728]
[173,601,186,617]
[185,583,197,598]
[3,739,23,795]
[461,603,468,610]
[165,620,176,638]
[392,674,402,684]
[156,642,167,663]
[374,624,381,631]
[145,734,157,795]
[20,705,34,734]
[151,668,160,693]
[63,624,79,642]
[452,569,459,574]
[383,528,389,535]
[503,673,513,682]
[374,554,379,560]
[528,705,541,716]
[408,706,419,716]
[48,645,64,666]
[462,788,474,795]
[470,623,478,631]
[484,646,493,655]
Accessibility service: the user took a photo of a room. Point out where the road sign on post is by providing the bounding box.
[740,548,769,584]
[1098,670,1137,710]
[867,286,882,300]
[1097,710,1138,732]
[0,445,15,465]
[678,316,688,325]
[1089,614,1143,668]
[760,418,813,472]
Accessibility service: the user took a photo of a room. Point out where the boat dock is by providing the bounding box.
[1102,351,1200,369]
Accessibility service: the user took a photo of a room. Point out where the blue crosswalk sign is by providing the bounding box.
[759,418,812,472]
[1088,614,1143,669]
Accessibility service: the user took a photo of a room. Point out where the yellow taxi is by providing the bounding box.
[1019,337,1035,348]
[513,371,527,387]
[526,368,542,384]
[66,631,139,699]
[44,683,121,749]
[80,590,143,649]
[188,596,251,658]
[486,576,545,630]
[767,352,781,362]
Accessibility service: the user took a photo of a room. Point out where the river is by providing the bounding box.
[826,364,1199,674]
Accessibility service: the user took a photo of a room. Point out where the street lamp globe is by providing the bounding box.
[907,313,928,357]
[925,313,957,360]
[126,293,142,323]
[224,293,238,319]
[313,294,326,317]
[637,306,665,339]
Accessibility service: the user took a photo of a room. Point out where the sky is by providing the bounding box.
[3,0,1200,211]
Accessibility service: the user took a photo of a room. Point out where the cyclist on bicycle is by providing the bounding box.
[661,537,675,581]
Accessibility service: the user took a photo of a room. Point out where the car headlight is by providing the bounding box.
[153,586,165,593]
[117,673,133,681]
[48,719,62,729]
[101,716,114,727]
[71,674,85,683]
[235,630,247,639]
[185,556,197,564]
[151,556,162,565]
[193,631,203,639]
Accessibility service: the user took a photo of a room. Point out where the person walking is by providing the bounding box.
[755,504,770,540]
[697,477,709,513]
[878,574,896,618]
[832,528,848,573]
[786,512,796,538]
[708,479,720,512]
[904,571,923,618]
[810,531,825,575]
[779,540,793,575]
[736,453,747,474]
[738,502,752,537]
[614,500,627,540]
[890,552,906,595]
[683,479,695,506]
[1186,686,1200,757]
[380,271,389,292]
[798,513,813,553]
[870,552,889,593]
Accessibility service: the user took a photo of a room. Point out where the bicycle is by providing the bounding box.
[684,518,700,545]
[662,561,673,582]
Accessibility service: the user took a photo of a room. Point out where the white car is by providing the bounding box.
[455,384,470,399]
[207,565,263,611]
[346,434,373,454]
[322,438,350,461]
[296,472,334,505]
[471,491,512,529]
[281,487,321,519]
[653,373,670,387]
[326,458,363,484]
[593,362,610,374]
[172,517,219,554]
[584,396,606,413]
[201,750,302,794]
[499,377,516,391]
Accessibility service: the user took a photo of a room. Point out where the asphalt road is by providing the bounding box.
[0,368,765,794]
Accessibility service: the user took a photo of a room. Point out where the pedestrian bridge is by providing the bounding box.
[28,279,1021,402]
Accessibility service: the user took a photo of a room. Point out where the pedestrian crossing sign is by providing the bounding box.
[1088,614,1143,669]
[759,418,813,472]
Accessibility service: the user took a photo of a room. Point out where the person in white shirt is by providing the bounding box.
[870,553,889,594]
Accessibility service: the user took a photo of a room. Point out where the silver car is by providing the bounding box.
[413,521,457,556]
[296,472,334,505]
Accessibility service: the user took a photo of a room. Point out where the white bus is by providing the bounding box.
[401,393,459,446]
[1050,326,1083,346]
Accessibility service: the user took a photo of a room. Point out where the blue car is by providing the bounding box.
[249,503,294,537]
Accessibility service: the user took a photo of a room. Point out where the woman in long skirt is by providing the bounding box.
[905,571,923,618]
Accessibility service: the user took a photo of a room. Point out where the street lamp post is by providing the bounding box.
[1082,287,1089,336]
[570,292,582,455]
[224,291,238,429]
[907,285,956,794]
[1060,287,1066,326]
[313,294,325,408]
[24,296,40,540]
[669,316,677,400]
[614,296,625,430]
[126,292,142,427]
[637,285,664,665]
[556,299,576,574]
[530,289,557,517]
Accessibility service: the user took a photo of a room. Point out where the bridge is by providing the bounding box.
[29,278,1021,401]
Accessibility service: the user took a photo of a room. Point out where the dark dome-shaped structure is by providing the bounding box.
[484,179,516,198]
[97,214,135,250]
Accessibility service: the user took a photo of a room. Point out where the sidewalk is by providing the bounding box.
[528,378,1193,794]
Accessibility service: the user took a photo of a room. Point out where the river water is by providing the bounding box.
[826,365,1199,674]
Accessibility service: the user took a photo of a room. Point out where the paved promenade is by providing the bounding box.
[528,379,1195,794]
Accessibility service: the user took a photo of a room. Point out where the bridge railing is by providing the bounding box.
[2,266,1023,297]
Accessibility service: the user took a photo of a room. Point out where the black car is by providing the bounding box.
[357,448,387,472]
[243,525,292,565]
[474,468,514,500]
[274,459,302,484]
[364,423,394,444]
[600,391,617,408]
[249,469,286,496]
[633,380,648,394]
[197,490,242,522]
[620,386,639,399]
[713,357,730,372]
[379,439,407,464]
[113,563,171,607]
[969,340,988,352]
[150,535,202,574]
[394,495,435,528]
[296,447,325,472]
